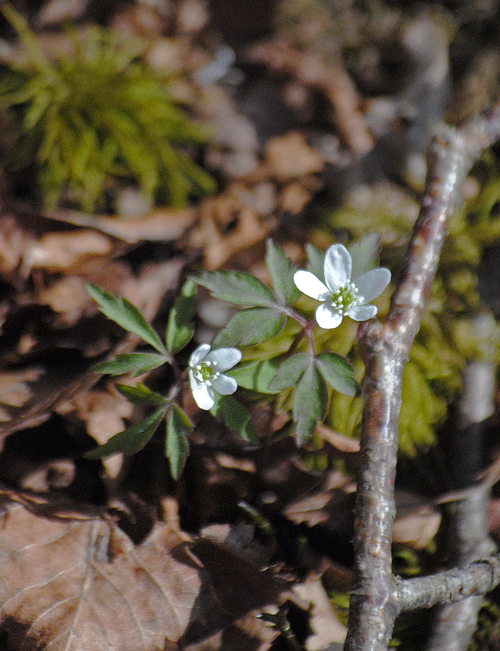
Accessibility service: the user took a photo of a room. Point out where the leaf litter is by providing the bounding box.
[2,0,499,649]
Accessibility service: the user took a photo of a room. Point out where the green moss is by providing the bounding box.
[0,4,215,211]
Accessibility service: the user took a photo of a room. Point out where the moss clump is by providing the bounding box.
[0,4,215,211]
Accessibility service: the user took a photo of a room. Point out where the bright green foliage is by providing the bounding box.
[166,405,191,479]
[293,361,327,445]
[226,359,281,394]
[315,353,359,397]
[84,407,167,458]
[165,280,196,354]
[192,270,276,307]
[92,353,168,378]
[210,393,258,443]
[265,238,301,305]
[0,4,215,210]
[268,353,309,391]
[115,383,168,406]
[87,284,167,355]
[213,307,286,347]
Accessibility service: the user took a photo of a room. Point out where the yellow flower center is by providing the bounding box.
[194,361,219,384]
[331,283,362,315]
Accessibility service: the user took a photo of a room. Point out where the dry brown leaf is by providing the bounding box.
[392,491,441,550]
[22,230,113,274]
[0,215,32,276]
[41,207,197,244]
[248,38,374,157]
[264,132,324,182]
[0,368,43,422]
[0,504,201,650]
[292,575,347,650]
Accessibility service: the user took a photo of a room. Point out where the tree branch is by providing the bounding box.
[344,102,500,651]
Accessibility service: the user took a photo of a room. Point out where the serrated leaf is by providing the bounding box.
[190,271,276,307]
[116,383,168,406]
[87,284,166,354]
[265,239,301,305]
[165,279,196,354]
[91,353,168,378]
[305,243,326,283]
[267,353,310,391]
[226,359,281,394]
[84,407,167,458]
[165,405,191,479]
[349,233,380,279]
[315,353,359,397]
[210,394,258,443]
[213,308,285,348]
[292,363,327,445]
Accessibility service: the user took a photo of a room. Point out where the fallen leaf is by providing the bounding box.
[41,207,197,244]
[293,574,347,650]
[0,503,200,650]
[264,132,324,182]
[22,230,113,273]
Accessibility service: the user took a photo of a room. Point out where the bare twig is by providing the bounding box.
[344,102,500,651]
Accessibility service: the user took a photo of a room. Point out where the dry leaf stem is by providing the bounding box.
[344,102,500,651]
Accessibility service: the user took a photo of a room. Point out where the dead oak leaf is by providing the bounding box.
[0,504,200,650]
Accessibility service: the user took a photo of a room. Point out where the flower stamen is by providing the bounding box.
[331,282,363,315]
[193,361,219,384]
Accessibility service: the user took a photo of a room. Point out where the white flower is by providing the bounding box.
[188,343,242,410]
[294,244,391,329]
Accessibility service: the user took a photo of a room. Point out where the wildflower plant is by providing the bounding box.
[85,237,391,478]
[0,4,215,211]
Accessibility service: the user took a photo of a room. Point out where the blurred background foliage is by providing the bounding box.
[0,3,215,211]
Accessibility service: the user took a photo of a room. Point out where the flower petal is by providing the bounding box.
[205,347,242,372]
[189,342,211,367]
[191,380,215,410]
[348,304,377,321]
[294,270,329,300]
[315,303,343,329]
[213,373,238,395]
[354,268,391,303]
[324,244,351,290]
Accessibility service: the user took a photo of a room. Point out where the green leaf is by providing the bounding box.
[306,244,326,283]
[165,279,196,354]
[213,308,285,348]
[210,394,258,443]
[267,353,309,391]
[190,271,276,307]
[87,284,166,354]
[165,405,191,479]
[226,359,281,394]
[315,353,360,397]
[265,239,301,305]
[91,353,168,378]
[349,233,380,279]
[292,363,327,445]
[84,407,167,459]
[116,383,168,406]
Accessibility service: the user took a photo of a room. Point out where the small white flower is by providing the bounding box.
[294,244,391,329]
[188,343,242,410]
